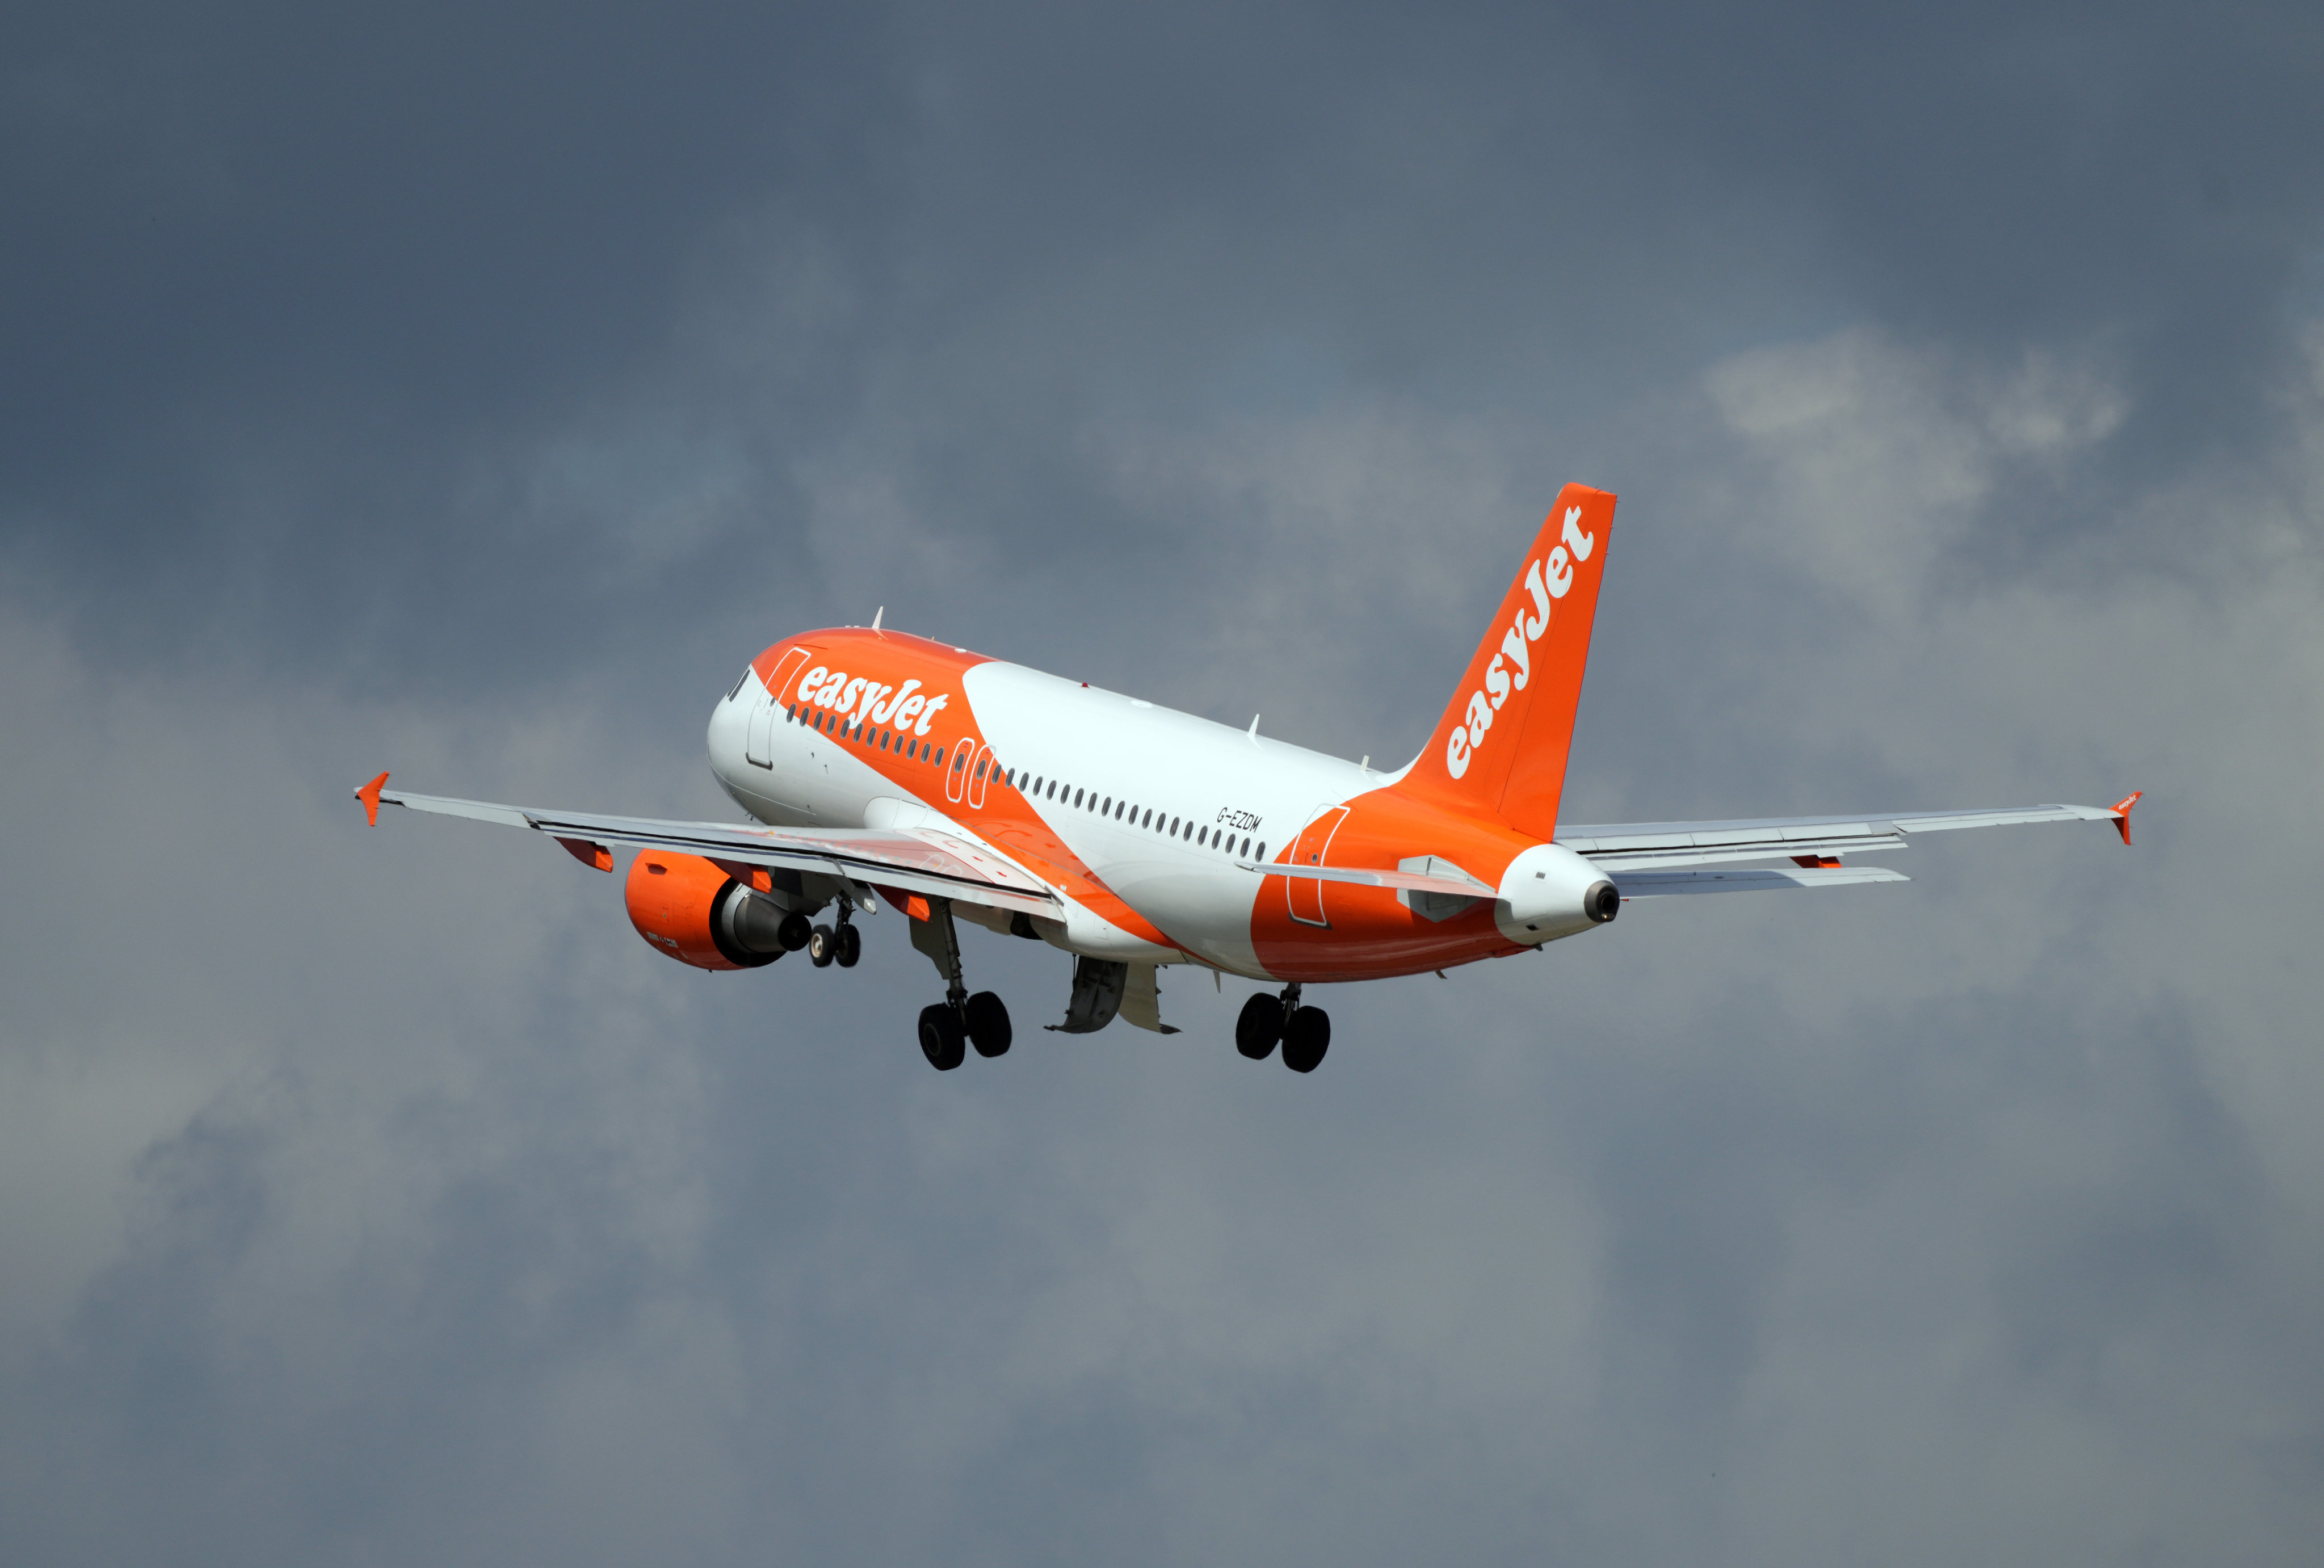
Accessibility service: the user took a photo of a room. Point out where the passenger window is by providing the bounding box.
[1256,842,1266,860]
[1142,810,1152,829]
[977,760,989,779]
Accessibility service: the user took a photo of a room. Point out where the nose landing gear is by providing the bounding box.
[1237,984,1329,1072]
[808,906,864,969]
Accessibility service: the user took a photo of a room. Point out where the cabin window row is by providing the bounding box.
[1002,768,1262,862]
[785,703,949,768]
[782,703,1266,859]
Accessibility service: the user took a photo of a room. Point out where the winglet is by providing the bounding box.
[356,771,389,826]
[2109,790,2142,846]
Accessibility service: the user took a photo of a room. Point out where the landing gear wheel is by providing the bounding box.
[778,911,813,952]
[1235,993,1284,1060]
[808,924,837,968]
[836,923,862,968]
[918,1004,966,1070]
[965,991,1012,1057]
[1281,1007,1330,1074]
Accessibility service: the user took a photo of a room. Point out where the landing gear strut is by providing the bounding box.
[808,903,864,969]
[911,898,1010,1070]
[1238,984,1329,1073]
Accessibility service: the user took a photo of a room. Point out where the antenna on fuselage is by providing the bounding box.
[872,606,884,632]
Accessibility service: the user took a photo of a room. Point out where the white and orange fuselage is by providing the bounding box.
[705,624,1608,984]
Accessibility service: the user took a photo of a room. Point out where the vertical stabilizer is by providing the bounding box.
[1397,485,1616,838]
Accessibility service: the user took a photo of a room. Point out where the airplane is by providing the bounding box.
[354,484,2139,1074]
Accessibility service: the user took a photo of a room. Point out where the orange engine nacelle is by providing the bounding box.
[624,851,796,970]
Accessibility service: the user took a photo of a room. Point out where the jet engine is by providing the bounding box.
[624,851,804,970]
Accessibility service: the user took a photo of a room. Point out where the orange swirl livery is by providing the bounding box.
[355,484,2140,1074]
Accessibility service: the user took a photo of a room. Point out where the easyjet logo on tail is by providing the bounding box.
[1445,506,1594,780]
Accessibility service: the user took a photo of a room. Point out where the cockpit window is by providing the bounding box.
[728,666,753,701]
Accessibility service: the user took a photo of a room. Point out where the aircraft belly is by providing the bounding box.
[1104,860,1269,978]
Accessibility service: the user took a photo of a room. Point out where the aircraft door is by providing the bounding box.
[1285,804,1349,927]
[747,648,810,768]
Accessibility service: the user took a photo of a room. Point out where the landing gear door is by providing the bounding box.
[1285,804,1350,928]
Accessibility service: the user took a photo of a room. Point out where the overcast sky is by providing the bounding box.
[5,4,2322,1564]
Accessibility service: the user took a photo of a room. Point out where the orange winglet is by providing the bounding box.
[557,836,615,872]
[2109,790,2142,846]
[356,771,389,826]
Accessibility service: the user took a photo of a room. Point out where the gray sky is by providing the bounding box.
[5,5,2321,1564]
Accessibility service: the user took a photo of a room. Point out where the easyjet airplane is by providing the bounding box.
[356,485,2137,1073]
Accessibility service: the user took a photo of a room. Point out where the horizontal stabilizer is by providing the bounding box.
[1613,865,1909,896]
[1563,802,2128,872]
[1236,859,1494,899]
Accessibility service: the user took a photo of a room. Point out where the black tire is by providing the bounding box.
[1235,993,1284,1060]
[809,924,837,967]
[836,923,862,968]
[778,911,813,951]
[965,991,1012,1057]
[1281,1006,1330,1073]
[918,1004,966,1071]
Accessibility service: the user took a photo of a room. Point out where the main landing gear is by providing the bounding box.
[910,899,1011,1071]
[1235,984,1330,1073]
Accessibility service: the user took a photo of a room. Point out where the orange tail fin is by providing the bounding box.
[1397,484,1616,838]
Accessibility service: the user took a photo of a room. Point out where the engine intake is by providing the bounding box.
[624,851,794,970]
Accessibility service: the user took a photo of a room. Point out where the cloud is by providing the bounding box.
[6,5,2324,1564]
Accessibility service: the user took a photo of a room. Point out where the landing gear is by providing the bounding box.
[966,991,1012,1057]
[918,1004,966,1070]
[1281,1005,1330,1074]
[1239,984,1328,1072]
[805,903,864,968]
[907,897,1011,1070]
[1235,993,1284,1059]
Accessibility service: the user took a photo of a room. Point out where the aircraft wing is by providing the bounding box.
[1560,793,2138,894]
[356,776,1062,918]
